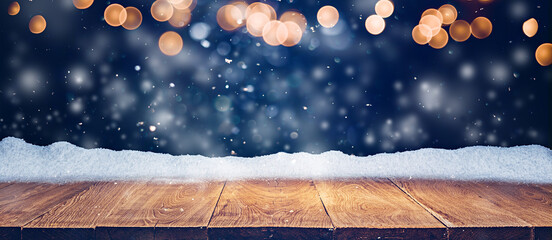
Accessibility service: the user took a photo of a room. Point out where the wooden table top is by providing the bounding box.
[0,179,550,240]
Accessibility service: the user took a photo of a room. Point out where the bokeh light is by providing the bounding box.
[470,17,492,39]
[449,20,471,42]
[282,21,302,47]
[169,8,192,28]
[421,9,443,26]
[375,0,394,18]
[412,25,432,45]
[8,1,20,16]
[158,31,183,56]
[29,15,47,34]
[217,5,245,31]
[245,2,276,21]
[170,0,194,10]
[317,5,339,28]
[73,0,94,10]
[522,18,538,38]
[121,7,142,30]
[429,28,449,49]
[535,43,552,67]
[419,15,441,36]
[151,0,174,22]
[104,4,127,27]
[365,15,385,35]
[280,11,307,33]
[438,4,457,25]
[262,20,288,46]
[246,12,270,37]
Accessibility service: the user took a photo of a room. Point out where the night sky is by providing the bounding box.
[1,0,550,157]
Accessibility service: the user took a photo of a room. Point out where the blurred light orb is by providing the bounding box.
[412,24,432,45]
[73,0,93,10]
[317,5,339,28]
[8,1,20,16]
[158,31,183,56]
[438,4,457,25]
[449,20,471,42]
[522,18,538,38]
[217,5,244,31]
[421,9,443,26]
[246,12,270,37]
[470,17,492,39]
[280,11,307,33]
[375,0,394,18]
[190,22,211,40]
[535,43,552,66]
[29,15,47,34]
[365,15,385,35]
[169,8,191,28]
[170,0,193,10]
[246,2,276,21]
[262,20,288,46]
[419,15,441,36]
[282,21,302,47]
[429,28,449,49]
[151,0,174,22]
[104,4,127,27]
[121,7,142,30]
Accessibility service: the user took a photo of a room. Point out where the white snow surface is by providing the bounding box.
[1,137,551,183]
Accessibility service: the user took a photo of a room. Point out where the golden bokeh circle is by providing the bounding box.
[412,25,432,45]
[262,20,288,46]
[151,0,174,22]
[217,4,244,31]
[280,11,307,33]
[170,0,193,10]
[522,18,538,38]
[8,1,20,16]
[282,21,302,47]
[246,12,270,37]
[245,2,276,21]
[158,31,183,56]
[375,0,394,18]
[470,17,492,39]
[73,0,94,10]
[421,9,443,26]
[419,15,441,36]
[438,4,457,25]
[169,7,192,28]
[365,15,385,35]
[29,15,47,34]
[317,5,339,28]
[104,4,127,27]
[449,20,471,42]
[429,28,449,49]
[535,43,552,67]
[121,7,142,30]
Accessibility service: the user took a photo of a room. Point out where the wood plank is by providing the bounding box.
[208,180,333,240]
[23,182,137,240]
[391,179,533,240]
[315,178,447,240]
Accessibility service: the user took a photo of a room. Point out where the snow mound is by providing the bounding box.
[1,137,551,183]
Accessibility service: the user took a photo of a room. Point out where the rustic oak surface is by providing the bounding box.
[315,178,447,240]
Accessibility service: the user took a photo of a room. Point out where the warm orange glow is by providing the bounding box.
[421,9,443,26]
[365,15,385,35]
[29,15,47,34]
[158,31,183,56]
[449,20,471,42]
[470,17,492,39]
[245,2,276,21]
[419,15,441,36]
[217,5,245,31]
[8,1,20,16]
[522,18,538,38]
[438,4,457,25]
[151,0,174,22]
[121,7,142,30]
[375,0,394,18]
[169,7,192,28]
[317,5,339,28]
[535,43,552,67]
[104,4,127,27]
[170,0,193,10]
[412,25,432,45]
[280,11,307,33]
[262,20,288,46]
[246,12,270,37]
[282,21,302,47]
[73,0,94,10]
[429,28,449,49]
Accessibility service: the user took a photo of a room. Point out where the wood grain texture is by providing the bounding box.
[315,178,447,240]
[392,179,533,239]
[208,180,333,239]
[0,182,92,227]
